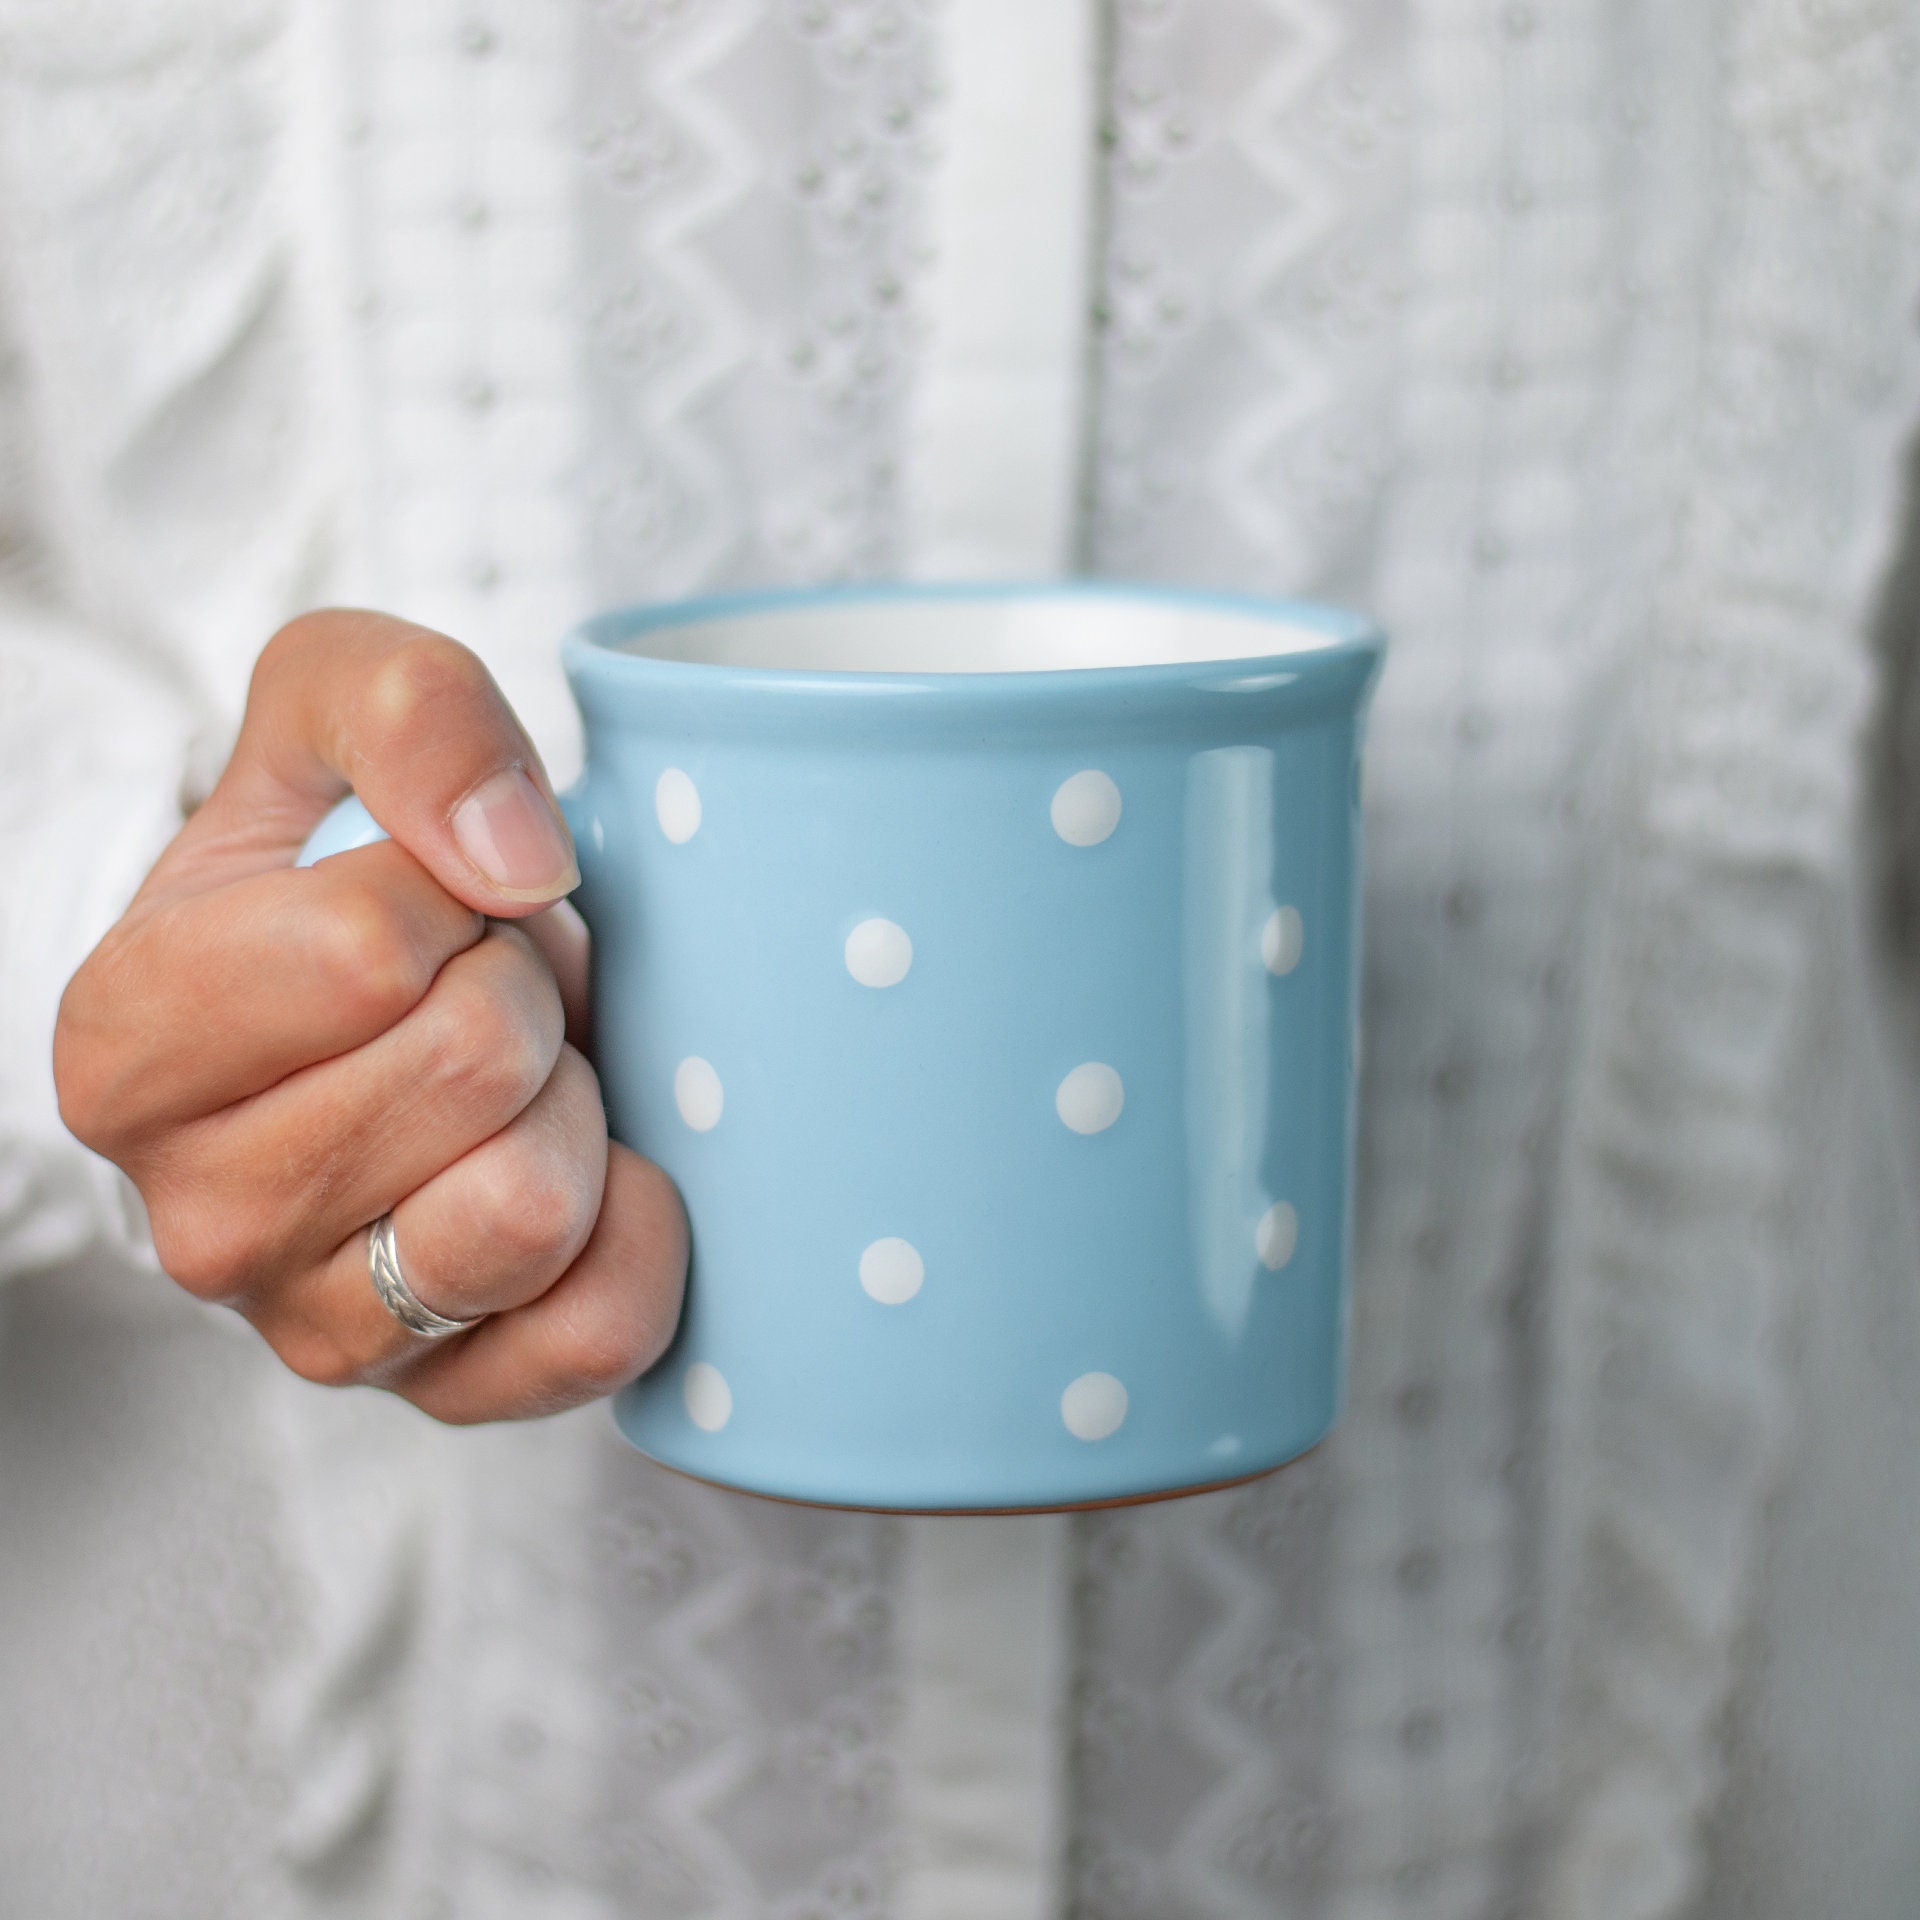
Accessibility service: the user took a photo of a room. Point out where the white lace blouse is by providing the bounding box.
[6,2,1920,1916]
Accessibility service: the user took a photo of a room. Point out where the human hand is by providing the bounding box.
[53,610,687,1421]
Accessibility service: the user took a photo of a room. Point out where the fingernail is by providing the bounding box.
[452,767,578,899]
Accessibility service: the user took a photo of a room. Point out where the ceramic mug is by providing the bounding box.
[300,584,1385,1511]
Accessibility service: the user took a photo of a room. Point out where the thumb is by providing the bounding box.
[148,608,577,918]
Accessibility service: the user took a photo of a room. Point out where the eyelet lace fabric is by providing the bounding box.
[575,0,944,601]
[1082,0,1410,608]
[3,1,1920,1916]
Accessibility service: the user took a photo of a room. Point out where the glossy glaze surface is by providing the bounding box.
[304,585,1384,1510]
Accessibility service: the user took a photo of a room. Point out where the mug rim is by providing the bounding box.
[563,581,1386,742]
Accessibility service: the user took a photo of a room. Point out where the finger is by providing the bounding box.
[56,838,484,1150]
[142,608,577,915]
[402,1145,688,1423]
[140,923,565,1299]
[251,1046,609,1388]
[520,898,591,1051]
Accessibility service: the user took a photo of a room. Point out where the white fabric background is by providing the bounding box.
[4,2,1920,1916]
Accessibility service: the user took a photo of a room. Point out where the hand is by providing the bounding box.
[53,609,687,1421]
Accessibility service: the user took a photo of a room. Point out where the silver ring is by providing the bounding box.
[367,1212,482,1339]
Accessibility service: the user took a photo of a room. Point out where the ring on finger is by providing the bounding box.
[367,1211,484,1339]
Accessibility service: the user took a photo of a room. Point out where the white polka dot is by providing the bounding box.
[1061,1372,1128,1441]
[683,1361,731,1432]
[1051,769,1123,846]
[674,1056,723,1131]
[1257,1201,1299,1270]
[1056,1062,1124,1134]
[655,767,701,843]
[859,1237,924,1304]
[1262,905,1304,975]
[845,917,912,988]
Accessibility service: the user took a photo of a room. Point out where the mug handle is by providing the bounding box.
[296,788,590,874]
[295,793,387,867]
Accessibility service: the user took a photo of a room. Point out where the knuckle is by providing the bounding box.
[255,610,332,684]
[309,883,435,1031]
[481,1139,598,1274]
[147,1192,271,1304]
[358,633,496,748]
[265,606,357,657]
[624,1296,679,1383]
[550,1304,656,1402]
[630,1201,690,1375]
[579,1155,688,1386]
[460,993,551,1116]
[259,609,388,705]
[428,953,557,1124]
[623,1154,692,1297]
[270,1326,372,1391]
[52,950,133,1151]
[627,1151,688,1246]
[52,1024,109,1153]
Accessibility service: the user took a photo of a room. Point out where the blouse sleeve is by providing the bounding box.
[0,0,345,1285]
[0,157,205,1282]
[0,590,202,1280]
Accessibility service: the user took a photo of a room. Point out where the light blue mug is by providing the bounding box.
[302,584,1384,1511]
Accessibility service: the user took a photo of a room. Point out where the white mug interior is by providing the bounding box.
[613,593,1357,676]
